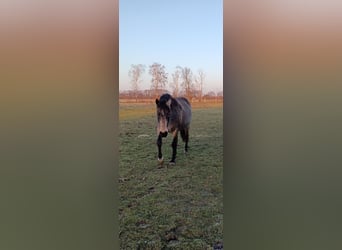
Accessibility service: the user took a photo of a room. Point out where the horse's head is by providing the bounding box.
[155,94,173,137]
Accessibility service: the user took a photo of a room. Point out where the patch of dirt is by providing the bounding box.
[135,220,150,229]
[137,134,150,138]
[119,177,130,182]
[213,241,224,249]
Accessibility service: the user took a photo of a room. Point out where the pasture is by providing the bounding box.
[119,101,223,249]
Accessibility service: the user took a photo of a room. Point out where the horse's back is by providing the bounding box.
[176,97,192,126]
[176,97,190,105]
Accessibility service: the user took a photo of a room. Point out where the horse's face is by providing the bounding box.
[156,98,171,137]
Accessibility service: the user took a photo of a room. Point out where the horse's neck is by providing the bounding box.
[172,98,181,108]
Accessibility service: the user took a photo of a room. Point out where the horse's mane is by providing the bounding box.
[158,94,176,109]
[159,93,172,105]
[158,93,190,111]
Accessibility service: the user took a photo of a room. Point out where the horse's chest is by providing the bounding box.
[168,117,180,131]
[168,122,177,132]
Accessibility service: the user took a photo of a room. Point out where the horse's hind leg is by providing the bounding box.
[170,130,178,164]
[180,129,188,153]
[180,129,189,153]
[184,128,189,153]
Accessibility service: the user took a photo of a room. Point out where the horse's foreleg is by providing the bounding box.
[157,134,163,162]
[170,130,178,164]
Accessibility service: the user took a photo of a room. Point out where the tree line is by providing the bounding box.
[123,62,222,102]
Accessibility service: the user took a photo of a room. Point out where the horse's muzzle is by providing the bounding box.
[160,132,168,137]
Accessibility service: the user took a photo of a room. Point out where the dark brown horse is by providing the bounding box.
[155,93,192,165]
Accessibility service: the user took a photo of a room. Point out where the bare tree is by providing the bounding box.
[194,69,205,102]
[169,66,182,97]
[180,67,193,99]
[149,63,168,98]
[205,91,216,101]
[128,64,145,102]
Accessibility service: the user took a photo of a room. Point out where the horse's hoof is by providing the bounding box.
[168,161,176,166]
[158,157,164,164]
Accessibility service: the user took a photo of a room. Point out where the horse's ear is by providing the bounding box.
[155,99,159,106]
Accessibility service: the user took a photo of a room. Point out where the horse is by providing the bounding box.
[155,93,192,165]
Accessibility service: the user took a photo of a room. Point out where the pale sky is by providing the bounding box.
[119,0,223,93]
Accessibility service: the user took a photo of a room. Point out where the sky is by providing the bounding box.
[119,0,223,93]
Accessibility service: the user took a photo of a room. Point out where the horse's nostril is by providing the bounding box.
[160,132,168,137]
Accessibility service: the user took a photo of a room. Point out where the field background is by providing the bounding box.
[119,101,223,249]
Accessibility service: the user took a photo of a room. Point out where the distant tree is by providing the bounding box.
[128,64,145,102]
[149,63,168,98]
[169,66,182,97]
[207,91,216,97]
[180,67,193,99]
[194,69,205,102]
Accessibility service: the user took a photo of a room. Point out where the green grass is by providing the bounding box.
[119,103,223,249]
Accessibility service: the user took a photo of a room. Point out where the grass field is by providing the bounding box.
[119,102,223,249]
